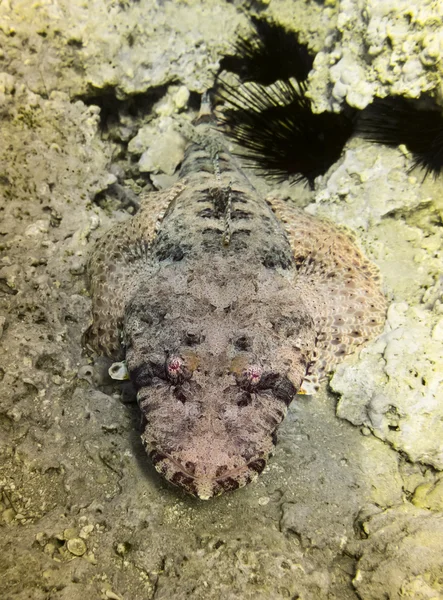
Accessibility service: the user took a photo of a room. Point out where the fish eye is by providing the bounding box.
[165,355,187,383]
[165,351,199,383]
[237,364,263,390]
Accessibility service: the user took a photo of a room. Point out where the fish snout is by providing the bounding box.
[147,443,268,500]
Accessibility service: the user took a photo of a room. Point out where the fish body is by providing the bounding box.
[87,123,386,499]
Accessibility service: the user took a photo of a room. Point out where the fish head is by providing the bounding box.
[124,284,314,499]
[132,350,298,499]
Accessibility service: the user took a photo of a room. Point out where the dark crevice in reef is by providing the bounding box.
[93,181,142,213]
[76,84,201,213]
[76,83,173,133]
[187,90,203,112]
[75,83,183,213]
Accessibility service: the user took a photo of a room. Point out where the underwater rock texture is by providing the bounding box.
[0,0,245,97]
[0,1,442,599]
[306,141,443,470]
[351,505,443,600]
[307,0,443,111]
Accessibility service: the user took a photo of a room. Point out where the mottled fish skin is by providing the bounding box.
[87,123,386,500]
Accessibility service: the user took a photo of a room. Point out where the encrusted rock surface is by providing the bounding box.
[0,0,245,97]
[310,141,443,470]
[1,1,442,599]
[306,0,443,111]
[350,505,443,600]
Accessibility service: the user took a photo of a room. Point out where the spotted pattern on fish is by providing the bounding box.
[86,123,387,500]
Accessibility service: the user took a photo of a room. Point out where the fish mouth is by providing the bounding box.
[148,449,267,500]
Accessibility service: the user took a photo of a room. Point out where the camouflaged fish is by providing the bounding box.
[86,104,386,500]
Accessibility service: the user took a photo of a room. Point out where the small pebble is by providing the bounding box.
[44,542,56,555]
[2,508,15,524]
[63,527,78,540]
[67,537,87,556]
[90,214,100,230]
[6,407,22,422]
[258,496,270,506]
[173,85,190,110]
[84,551,97,565]
[35,532,47,546]
[115,541,131,556]
[69,258,85,275]
[79,524,94,539]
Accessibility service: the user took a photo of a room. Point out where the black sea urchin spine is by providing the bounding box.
[356,97,443,179]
